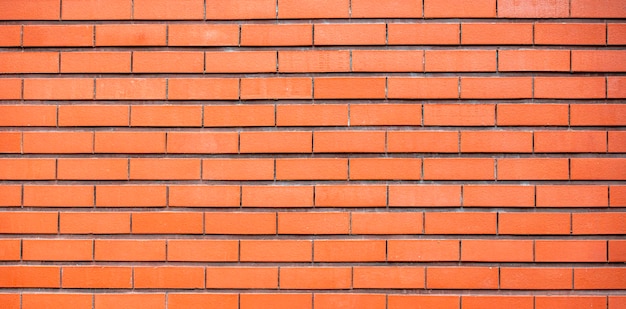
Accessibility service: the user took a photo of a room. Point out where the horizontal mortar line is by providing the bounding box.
[2,126,626,131]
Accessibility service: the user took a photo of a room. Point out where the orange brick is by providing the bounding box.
[0,185,21,207]
[571,158,626,180]
[168,240,238,262]
[501,267,572,289]
[536,240,607,262]
[314,77,386,99]
[314,240,385,262]
[62,0,131,20]
[388,295,460,309]
[24,78,94,100]
[131,105,202,126]
[388,77,459,99]
[499,212,571,235]
[95,185,167,207]
[242,185,314,207]
[133,51,204,73]
[0,78,21,100]
[134,266,205,289]
[352,0,421,17]
[276,159,347,180]
[0,158,56,180]
[167,132,238,154]
[352,50,423,72]
[62,266,131,288]
[611,296,626,309]
[388,130,459,153]
[350,104,421,126]
[460,77,532,99]
[535,131,606,153]
[425,212,496,234]
[95,240,165,261]
[350,158,422,180]
[205,212,276,235]
[315,185,387,207]
[497,158,569,180]
[206,267,278,289]
[278,212,349,234]
[207,0,276,19]
[462,23,533,45]
[314,23,386,45]
[536,296,607,309]
[427,267,498,289]
[573,213,626,234]
[132,212,203,234]
[571,0,626,17]
[609,240,626,261]
[388,240,459,261]
[204,105,273,126]
[130,158,200,180]
[0,294,20,309]
[499,0,569,17]
[241,77,312,99]
[59,105,129,127]
[608,76,626,98]
[240,131,312,153]
[571,104,626,126]
[576,268,626,289]
[22,294,93,309]
[279,267,351,289]
[23,25,92,47]
[0,52,58,73]
[242,24,312,46]
[314,131,385,153]
[424,158,495,180]
[611,186,626,206]
[57,158,127,180]
[388,23,460,45]
[169,185,240,207]
[610,131,626,152]
[0,0,59,20]
[425,0,495,17]
[279,0,348,18]
[23,239,93,261]
[60,212,130,234]
[463,296,534,309]
[61,51,131,73]
[537,185,608,207]
[463,185,534,207]
[461,131,532,152]
[0,266,60,288]
[202,159,274,180]
[96,78,166,100]
[277,104,347,126]
[241,240,312,262]
[498,103,568,126]
[240,294,311,309]
[536,23,606,45]
[424,104,495,126]
[315,294,385,309]
[23,131,93,153]
[461,240,533,262]
[500,50,570,71]
[24,185,94,207]
[535,77,606,99]
[573,50,626,72]
[205,51,276,73]
[352,212,423,234]
[95,131,164,154]
[96,24,166,46]
[388,185,462,207]
[95,294,165,309]
[609,24,626,44]
[133,0,203,19]
[0,26,20,46]
[169,24,239,46]
[426,50,496,72]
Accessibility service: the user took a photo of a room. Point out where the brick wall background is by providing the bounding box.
[0,0,625,308]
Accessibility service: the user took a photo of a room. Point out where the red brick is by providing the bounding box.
[130,158,200,180]
[95,131,164,154]
[315,294,386,309]
[59,105,129,127]
[498,0,569,17]
[314,77,386,99]
[23,25,92,46]
[571,158,626,180]
[62,0,131,20]
[205,51,276,73]
[611,297,626,309]
[611,186,626,206]
[278,212,349,234]
[498,103,568,126]
[574,268,626,289]
[497,158,569,180]
[96,78,166,100]
[426,50,496,72]
[169,185,240,207]
[608,77,626,98]
[242,24,312,46]
[500,50,570,71]
[427,267,498,289]
[95,240,165,261]
[462,23,533,45]
[204,105,274,127]
[242,185,314,207]
[240,131,312,153]
[0,185,21,207]
[132,212,203,234]
[424,158,495,180]
[168,240,238,262]
[134,266,205,289]
[388,77,459,99]
[535,131,607,153]
[0,26,20,46]
[207,0,276,19]
[352,212,423,234]
[0,266,60,288]
[573,213,626,234]
[424,104,495,126]
[388,131,459,153]
[23,239,92,261]
[352,50,424,72]
[388,185,462,207]
[425,212,496,234]
[206,267,278,289]
[536,296,608,309]
[61,51,130,73]
[279,267,351,289]
[425,0,495,17]
[133,0,203,19]
[60,212,130,234]
[62,266,131,288]
[536,185,608,207]
[0,0,60,20]
[167,132,238,154]
[23,131,93,153]
[609,240,626,261]
[314,131,385,153]
[95,294,165,309]
[133,51,204,73]
[0,158,56,180]
[96,185,167,207]
[352,0,422,17]
[350,158,422,180]
[131,105,202,127]
[314,240,385,262]
[463,296,533,309]
[240,240,312,262]
[0,78,21,100]
[536,240,607,262]
[536,23,607,45]
[610,131,626,152]
[571,0,626,18]
[388,23,460,45]
[573,50,626,72]
[609,24,626,44]
[24,185,94,207]
[315,185,387,207]
[22,294,93,309]
[24,78,93,100]
[571,104,626,126]
[203,159,274,180]
[463,185,534,207]
[314,24,386,45]
[279,0,348,18]
[350,104,421,126]
[240,294,311,309]
[276,159,346,181]
[388,240,459,261]
[461,131,532,152]
[499,212,571,235]
[96,24,166,46]
[205,212,276,235]
[57,158,127,180]
[169,24,239,46]
[241,77,312,99]
[535,77,606,99]
[388,295,460,309]
[0,52,58,73]
[0,294,19,309]
[461,77,532,99]
[276,104,348,126]
[462,240,533,262]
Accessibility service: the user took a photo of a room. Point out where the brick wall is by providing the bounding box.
[1,0,625,308]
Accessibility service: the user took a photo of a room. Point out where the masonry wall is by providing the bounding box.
[0,0,625,308]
